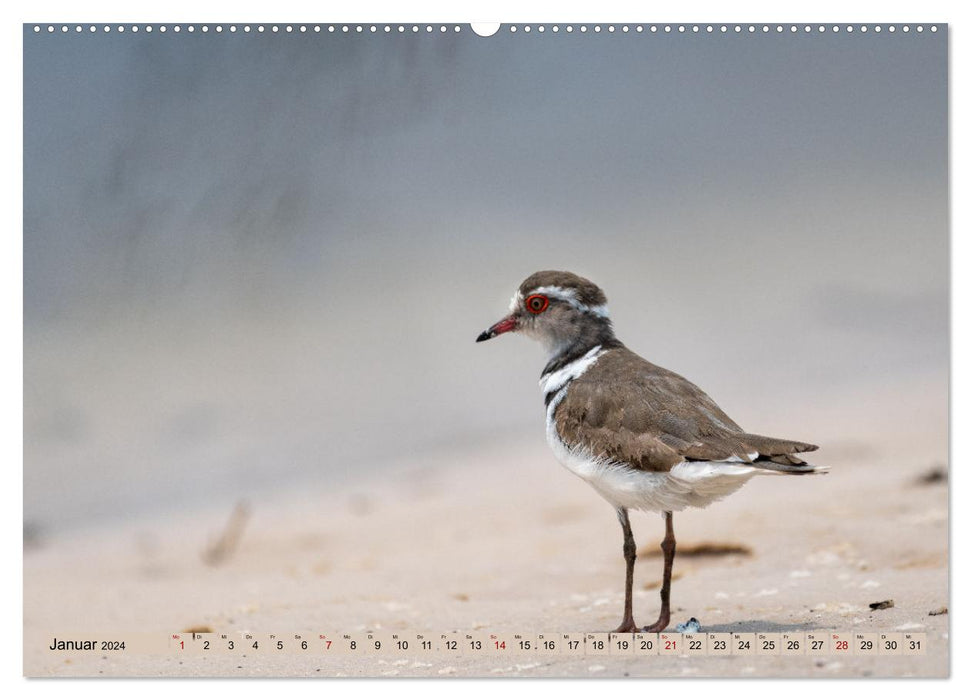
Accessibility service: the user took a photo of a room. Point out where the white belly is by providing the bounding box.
[550,434,757,512]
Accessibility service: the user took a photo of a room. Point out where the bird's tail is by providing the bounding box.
[752,461,830,475]
[737,432,828,475]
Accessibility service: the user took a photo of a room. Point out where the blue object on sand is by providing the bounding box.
[674,617,701,633]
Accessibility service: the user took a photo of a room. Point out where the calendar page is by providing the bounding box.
[22,15,948,680]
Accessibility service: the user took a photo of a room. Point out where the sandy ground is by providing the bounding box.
[23,438,948,678]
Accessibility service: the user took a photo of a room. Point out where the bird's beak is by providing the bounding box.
[476,315,518,342]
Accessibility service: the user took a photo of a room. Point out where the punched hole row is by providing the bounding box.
[32,24,940,35]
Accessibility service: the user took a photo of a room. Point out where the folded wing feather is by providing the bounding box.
[553,347,818,473]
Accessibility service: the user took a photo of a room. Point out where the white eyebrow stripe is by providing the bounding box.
[509,290,524,313]
[526,285,610,318]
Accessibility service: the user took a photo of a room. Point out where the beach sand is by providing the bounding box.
[23,437,948,678]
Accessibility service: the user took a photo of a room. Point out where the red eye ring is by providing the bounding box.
[525,294,549,314]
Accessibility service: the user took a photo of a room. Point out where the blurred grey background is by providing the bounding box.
[24,26,948,534]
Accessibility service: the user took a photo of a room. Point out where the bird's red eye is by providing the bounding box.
[525,294,549,314]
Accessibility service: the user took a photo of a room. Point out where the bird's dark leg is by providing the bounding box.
[642,511,675,633]
[612,507,639,633]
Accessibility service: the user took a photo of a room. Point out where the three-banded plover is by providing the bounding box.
[477,270,826,632]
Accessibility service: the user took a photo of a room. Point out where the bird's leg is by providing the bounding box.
[612,507,639,633]
[642,511,675,633]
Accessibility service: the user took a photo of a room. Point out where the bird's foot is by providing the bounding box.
[611,619,640,634]
[641,618,669,633]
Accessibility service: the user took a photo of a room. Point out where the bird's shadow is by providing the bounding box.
[694,620,826,634]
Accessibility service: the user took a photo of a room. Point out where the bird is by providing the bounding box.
[476,270,827,633]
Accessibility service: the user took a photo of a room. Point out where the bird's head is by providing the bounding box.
[476,270,615,359]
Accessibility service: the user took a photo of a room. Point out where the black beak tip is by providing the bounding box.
[475,330,493,343]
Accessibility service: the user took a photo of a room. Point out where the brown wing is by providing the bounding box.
[553,348,817,472]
